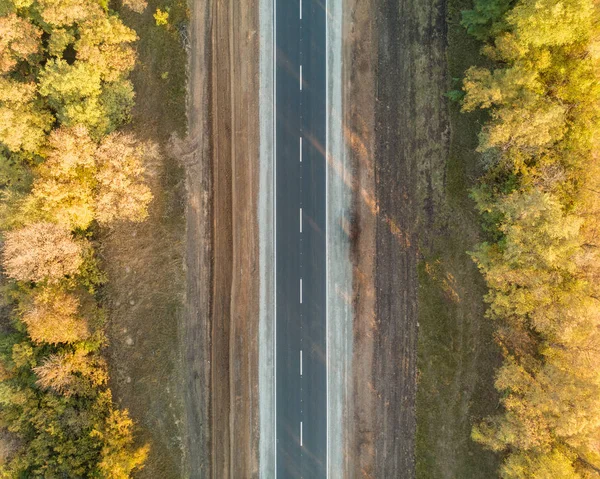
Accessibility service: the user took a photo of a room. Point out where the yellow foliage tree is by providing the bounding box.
[94,408,150,478]
[25,127,153,228]
[27,126,96,229]
[22,286,90,344]
[464,0,600,476]
[33,349,108,396]
[0,78,52,153]
[36,0,103,27]
[95,132,153,224]
[75,16,137,82]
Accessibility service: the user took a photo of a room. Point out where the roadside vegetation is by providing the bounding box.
[415,0,501,476]
[100,0,188,475]
[0,0,157,474]
[458,0,600,476]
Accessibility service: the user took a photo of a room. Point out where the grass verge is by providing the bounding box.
[100,0,188,477]
[415,0,502,477]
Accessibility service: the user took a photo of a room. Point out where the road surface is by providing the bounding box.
[275,0,327,476]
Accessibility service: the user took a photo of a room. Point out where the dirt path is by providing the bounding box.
[182,0,212,474]
[345,0,449,476]
[184,0,260,477]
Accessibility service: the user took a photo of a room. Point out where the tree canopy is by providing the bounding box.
[461,0,600,476]
[0,0,151,474]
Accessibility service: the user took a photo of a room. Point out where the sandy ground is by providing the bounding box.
[183,0,261,476]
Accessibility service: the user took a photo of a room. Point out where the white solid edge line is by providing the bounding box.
[273,0,277,475]
[300,208,303,233]
[325,0,329,475]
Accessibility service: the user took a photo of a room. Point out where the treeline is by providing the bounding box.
[0,0,153,475]
[459,0,600,477]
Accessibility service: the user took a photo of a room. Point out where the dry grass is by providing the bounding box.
[100,0,188,477]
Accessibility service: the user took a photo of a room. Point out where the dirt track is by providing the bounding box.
[183,0,260,477]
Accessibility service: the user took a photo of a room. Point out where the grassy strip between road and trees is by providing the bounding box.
[458,0,600,477]
[415,0,501,476]
[0,0,161,474]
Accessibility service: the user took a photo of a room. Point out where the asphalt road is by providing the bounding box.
[275,0,327,476]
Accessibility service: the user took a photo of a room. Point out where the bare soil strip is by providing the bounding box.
[184,0,260,476]
[345,0,449,476]
[182,0,212,474]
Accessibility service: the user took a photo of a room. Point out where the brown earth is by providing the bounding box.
[344,0,450,476]
[183,0,260,477]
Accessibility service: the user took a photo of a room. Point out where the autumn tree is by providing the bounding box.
[25,126,153,228]
[0,78,52,153]
[22,286,90,344]
[0,14,42,73]
[94,408,150,478]
[2,222,84,282]
[47,27,76,58]
[95,132,153,224]
[0,0,148,473]
[36,0,103,27]
[34,349,108,396]
[75,15,137,82]
[462,0,600,476]
[26,126,97,229]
